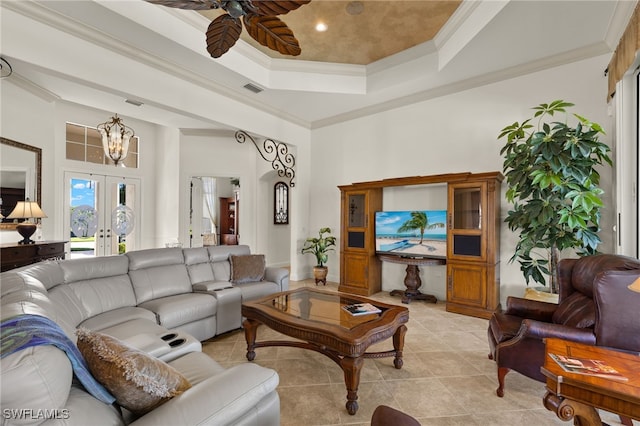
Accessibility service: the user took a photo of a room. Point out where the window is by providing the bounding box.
[274,181,289,224]
[66,122,139,168]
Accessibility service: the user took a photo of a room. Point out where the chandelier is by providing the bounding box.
[97,114,134,166]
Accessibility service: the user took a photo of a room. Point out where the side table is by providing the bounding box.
[541,337,640,426]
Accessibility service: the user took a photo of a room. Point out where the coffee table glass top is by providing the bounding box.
[254,288,389,330]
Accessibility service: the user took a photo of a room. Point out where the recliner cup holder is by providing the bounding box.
[168,338,186,348]
[161,333,178,341]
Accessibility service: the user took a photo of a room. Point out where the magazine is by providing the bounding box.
[549,353,628,382]
[342,302,382,316]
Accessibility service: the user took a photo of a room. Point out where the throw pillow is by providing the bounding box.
[230,254,266,284]
[551,291,596,328]
[76,328,191,414]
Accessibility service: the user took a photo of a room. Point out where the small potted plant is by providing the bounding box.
[301,227,336,285]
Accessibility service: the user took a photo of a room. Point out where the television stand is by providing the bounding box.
[378,254,446,304]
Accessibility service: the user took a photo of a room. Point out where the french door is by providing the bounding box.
[64,172,140,258]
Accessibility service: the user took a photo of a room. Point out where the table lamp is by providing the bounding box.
[6,198,47,244]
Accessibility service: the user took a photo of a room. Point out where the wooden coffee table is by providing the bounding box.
[241,288,409,415]
[541,338,640,425]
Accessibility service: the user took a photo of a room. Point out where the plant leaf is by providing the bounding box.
[249,0,311,16]
[206,14,242,58]
[244,14,302,56]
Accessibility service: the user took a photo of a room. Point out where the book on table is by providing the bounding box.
[342,302,382,316]
[549,353,628,381]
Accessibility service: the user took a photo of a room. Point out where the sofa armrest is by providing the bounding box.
[265,267,289,291]
[130,363,279,426]
[504,296,557,322]
[193,281,234,292]
[519,319,596,345]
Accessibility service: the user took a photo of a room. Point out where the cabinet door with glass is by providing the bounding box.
[339,187,382,296]
[447,182,487,262]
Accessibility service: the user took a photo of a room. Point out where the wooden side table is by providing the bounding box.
[378,253,446,303]
[541,338,640,425]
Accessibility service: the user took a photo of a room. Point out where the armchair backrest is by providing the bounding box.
[553,254,640,330]
[557,254,640,301]
[594,269,640,352]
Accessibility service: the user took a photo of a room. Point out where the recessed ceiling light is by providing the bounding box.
[346,1,364,16]
[315,22,328,32]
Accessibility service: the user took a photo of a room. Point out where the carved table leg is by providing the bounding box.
[390,265,437,304]
[243,318,259,361]
[393,324,407,369]
[340,356,364,415]
[543,391,603,426]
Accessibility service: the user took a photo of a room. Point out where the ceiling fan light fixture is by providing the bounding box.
[224,0,245,18]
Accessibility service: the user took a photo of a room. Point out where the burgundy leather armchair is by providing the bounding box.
[487,254,640,397]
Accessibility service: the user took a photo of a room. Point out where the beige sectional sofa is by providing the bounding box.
[0,245,288,425]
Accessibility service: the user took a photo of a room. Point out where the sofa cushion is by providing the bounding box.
[235,281,281,302]
[138,293,217,329]
[80,306,158,332]
[129,264,192,304]
[1,346,73,417]
[552,291,596,328]
[184,247,215,284]
[76,328,191,415]
[230,255,266,284]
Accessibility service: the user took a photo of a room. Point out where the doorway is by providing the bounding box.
[64,172,140,258]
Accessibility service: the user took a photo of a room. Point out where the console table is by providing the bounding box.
[542,338,640,425]
[379,253,446,304]
[1,240,66,272]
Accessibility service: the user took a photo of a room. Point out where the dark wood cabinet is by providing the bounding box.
[338,187,382,296]
[1,241,66,272]
[219,196,239,245]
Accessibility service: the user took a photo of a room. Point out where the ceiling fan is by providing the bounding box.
[146,0,311,58]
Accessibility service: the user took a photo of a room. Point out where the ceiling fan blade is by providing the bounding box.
[206,14,242,58]
[248,0,311,16]
[145,0,221,10]
[243,15,301,56]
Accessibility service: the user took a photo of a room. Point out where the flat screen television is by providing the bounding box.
[375,210,447,258]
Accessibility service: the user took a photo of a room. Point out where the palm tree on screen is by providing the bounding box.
[397,211,444,245]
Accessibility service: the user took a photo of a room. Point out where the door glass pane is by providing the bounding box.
[348,194,365,227]
[453,188,481,229]
[69,178,100,258]
[109,179,137,255]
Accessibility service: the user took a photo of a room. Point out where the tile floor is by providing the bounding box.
[203,280,634,425]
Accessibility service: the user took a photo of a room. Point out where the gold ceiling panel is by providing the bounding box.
[199,1,462,65]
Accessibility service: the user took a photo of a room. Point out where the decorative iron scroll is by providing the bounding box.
[235,130,296,187]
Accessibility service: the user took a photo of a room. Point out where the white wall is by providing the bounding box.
[309,54,615,304]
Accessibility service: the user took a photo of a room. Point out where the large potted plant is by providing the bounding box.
[301,227,336,285]
[498,100,612,293]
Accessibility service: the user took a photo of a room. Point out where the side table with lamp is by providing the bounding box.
[1,198,66,272]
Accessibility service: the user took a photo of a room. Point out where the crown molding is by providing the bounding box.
[3,73,61,103]
[311,42,610,130]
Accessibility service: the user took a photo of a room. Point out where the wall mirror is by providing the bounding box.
[0,137,42,229]
[189,176,239,247]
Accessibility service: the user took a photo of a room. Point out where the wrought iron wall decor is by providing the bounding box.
[274,181,289,224]
[235,130,296,187]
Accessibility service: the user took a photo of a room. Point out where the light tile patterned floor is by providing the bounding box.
[203,280,635,425]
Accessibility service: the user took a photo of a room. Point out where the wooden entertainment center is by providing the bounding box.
[338,171,503,319]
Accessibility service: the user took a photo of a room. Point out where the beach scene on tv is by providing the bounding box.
[375,210,447,258]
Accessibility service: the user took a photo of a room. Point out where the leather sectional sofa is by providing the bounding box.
[1,245,288,425]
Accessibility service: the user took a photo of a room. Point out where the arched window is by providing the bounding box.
[274,182,289,225]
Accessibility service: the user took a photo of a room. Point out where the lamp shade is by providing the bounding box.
[629,277,640,293]
[7,199,47,219]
